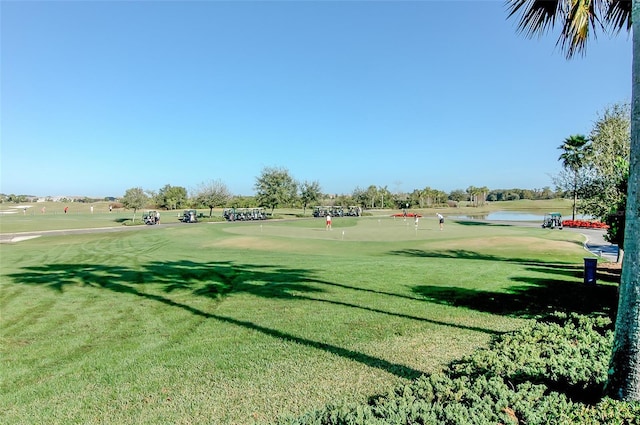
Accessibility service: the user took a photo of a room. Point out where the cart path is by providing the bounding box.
[568,227,619,262]
[0,223,181,244]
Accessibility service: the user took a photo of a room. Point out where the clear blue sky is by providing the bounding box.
[1,0,631,198]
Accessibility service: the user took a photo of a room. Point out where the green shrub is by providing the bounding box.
[448,313,613,403]
[276,314,640,425]
[121,219,145,226]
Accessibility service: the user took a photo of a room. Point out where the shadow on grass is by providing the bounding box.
[452,220,511,227]
[523,264,621,284]
[412,277,617,319]
[9,250,619,382]
[391,248,618,318]
[9,260,501,380]
[114,218,134,224]
[388,248,580,266]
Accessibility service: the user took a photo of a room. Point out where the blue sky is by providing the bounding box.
[1,0,631,198]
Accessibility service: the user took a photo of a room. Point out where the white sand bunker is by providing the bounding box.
[1,205,33,215]
[0,235,41,243]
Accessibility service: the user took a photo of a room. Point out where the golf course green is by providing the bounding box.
[0,203,616,424]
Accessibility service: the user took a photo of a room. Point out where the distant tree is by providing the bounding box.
[408,189,422,208]
[121,187,148,222]
[378,186,392,208]
[466,186,488,206]
[155,184,187,210]
[558,134,592,220]
[254,167,298,214]
[553,167,591,205]
[540,186,555,199]
[334,194,353,208]
[229,196,258,208]
[351,187,368,208]
[478,186,490,205]
[195,179,232,217]
[434,189,449,205]
[364,185,378,208]
[448,189,467,203]
[422,187,436,207]
[6,194,28,203]
[392,192,409,209]
[299,180,322,215]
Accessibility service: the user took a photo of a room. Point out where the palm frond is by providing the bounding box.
[506,0,631,59]
[605,0,632,33]
[506,0,564,37]
[558,134,592,170]
[558,0,601,58]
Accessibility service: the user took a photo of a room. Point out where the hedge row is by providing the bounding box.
[562,220,610,229]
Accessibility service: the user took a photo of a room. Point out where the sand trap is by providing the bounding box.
[0,235,42,243]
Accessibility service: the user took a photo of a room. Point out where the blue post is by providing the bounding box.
[583,258,598,285]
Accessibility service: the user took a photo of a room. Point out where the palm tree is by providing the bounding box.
[506,0,639,401]
[558,134,592,220]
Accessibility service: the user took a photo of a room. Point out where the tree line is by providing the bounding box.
[1,182,565,214]
[116,176,568,219]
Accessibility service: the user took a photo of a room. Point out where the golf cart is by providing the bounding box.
[143,210,160,225]
[542,212,563,229]
[180,209,198,223]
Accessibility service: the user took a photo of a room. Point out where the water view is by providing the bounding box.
[450,211,592,222]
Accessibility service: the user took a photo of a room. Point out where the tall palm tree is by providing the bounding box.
[506,0,639,401]
[558,134,592,220]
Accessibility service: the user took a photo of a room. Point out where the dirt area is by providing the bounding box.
[597,261,622,283]
[598,262,622,271]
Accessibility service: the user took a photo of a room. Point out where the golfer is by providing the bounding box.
[436,213,444,230]
[326,213,332,230]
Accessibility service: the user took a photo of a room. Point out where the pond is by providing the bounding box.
[450,211,592,222]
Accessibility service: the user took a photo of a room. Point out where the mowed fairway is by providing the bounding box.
[0,214,613,424]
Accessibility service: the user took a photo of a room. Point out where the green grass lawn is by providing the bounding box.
[0,211,616,424]
[0,202,187,232]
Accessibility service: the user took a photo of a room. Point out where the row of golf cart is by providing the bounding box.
[313,206,362,218]
[223,208,267,221]
[143,209,200,224]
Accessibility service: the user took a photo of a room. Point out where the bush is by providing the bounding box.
[276,314,640,425]
[121,219,145,226]
[447,313,612,403]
